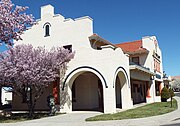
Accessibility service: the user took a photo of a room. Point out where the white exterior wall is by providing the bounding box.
[16,5,93,50]
[14,5,133,113]
[146,80,155,103]
[1,88,12,105]
[142,36,163,74]
[142,36,163,102]
[61,48,133,113]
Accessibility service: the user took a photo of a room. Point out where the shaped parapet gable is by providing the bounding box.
[15,4,93,50]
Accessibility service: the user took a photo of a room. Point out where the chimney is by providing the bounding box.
[41,5,54,19]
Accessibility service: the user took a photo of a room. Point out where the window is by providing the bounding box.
[45,25,50,37]
[155,82,160,96]
[63,45,72,53]
[43,22,51,37]
[21,86,31,103]
[132,57,140,65]
[154,58,161,72]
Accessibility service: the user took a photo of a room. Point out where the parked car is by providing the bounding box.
[173,88,180,92]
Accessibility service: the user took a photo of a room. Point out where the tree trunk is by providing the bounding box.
[32,99,37,115]
[171,96,173,108]
[28,87,34,118]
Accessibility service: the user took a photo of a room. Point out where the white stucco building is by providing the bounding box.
[1,88,12,105]
[116,36,164,104]
[12,5,133,113]
[11,4,165,114]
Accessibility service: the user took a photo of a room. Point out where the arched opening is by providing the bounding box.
[115,77,122,108]
[71,72,104,112]
[115,71,127,109]
[45,25,50,37]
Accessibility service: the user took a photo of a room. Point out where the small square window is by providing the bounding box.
[132,57,139,65]
[63,45,72,53]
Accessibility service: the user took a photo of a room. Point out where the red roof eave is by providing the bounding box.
[125,48,149,54]
[115,40,149,54]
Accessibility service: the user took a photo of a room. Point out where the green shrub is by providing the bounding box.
[161,87,170,102]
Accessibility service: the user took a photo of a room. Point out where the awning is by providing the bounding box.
[89,34,117,49]
[130,64,155,76]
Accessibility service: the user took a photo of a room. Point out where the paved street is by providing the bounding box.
[1,93,180,126]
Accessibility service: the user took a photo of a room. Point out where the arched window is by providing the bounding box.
[43,22,51,37]
[45,25,50,37]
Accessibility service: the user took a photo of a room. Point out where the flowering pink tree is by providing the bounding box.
[0,0,35,45]
[0,44,74,117]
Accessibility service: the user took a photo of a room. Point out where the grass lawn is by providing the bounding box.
[86,99,178,121]
[0,113,62,123]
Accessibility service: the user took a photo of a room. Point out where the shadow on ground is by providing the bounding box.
[161,123,180,126]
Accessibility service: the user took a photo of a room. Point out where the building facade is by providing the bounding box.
[1,88,12,105]
[11,5,165,114]
[12,5,133,113]
[116,36,164,104]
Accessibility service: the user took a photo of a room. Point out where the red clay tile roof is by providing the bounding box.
[115,40,142,52]
[172,76,180,79]
[115,40,148,54]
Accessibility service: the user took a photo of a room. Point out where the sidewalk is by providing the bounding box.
[1,93,180,126]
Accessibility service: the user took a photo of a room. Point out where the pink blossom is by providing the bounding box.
[0,44,74,116]
[0,0,35,45]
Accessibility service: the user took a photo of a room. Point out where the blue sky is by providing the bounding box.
[1,0,180,76]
